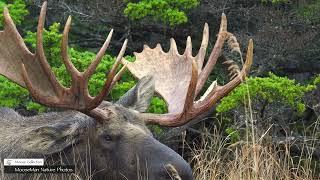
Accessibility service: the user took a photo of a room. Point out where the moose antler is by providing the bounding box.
[0,2,126,120]
[124,14,253,126]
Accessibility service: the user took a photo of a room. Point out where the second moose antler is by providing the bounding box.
[123,14,253,126]
[0,2,126,121]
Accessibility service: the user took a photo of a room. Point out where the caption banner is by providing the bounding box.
[3,159,75,174]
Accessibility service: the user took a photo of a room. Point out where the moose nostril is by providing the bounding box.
[130,159,135,166]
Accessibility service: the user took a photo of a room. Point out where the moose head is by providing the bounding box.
[0,1,253,180]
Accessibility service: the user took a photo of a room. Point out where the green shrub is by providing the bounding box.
[314,74,320,85]
[0,0,29,109]
[24,23,62,67]
[225,127,240,143]
[261,0,289,4]
[0,0,28,27]
[216,73,316,115]
[0,76,28,108]
[124,0,200,26]
[297,0,320,25]
[147,97,168,113]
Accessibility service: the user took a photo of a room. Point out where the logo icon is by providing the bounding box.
[5,159,12,166]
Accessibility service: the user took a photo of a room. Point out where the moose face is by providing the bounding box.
[19,76,193,180]
[89,77,193,179]
[91,105,193,180]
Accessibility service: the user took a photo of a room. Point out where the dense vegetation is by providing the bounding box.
[0,0,28,27]
[217,73,318,115]
[124,0,200,26]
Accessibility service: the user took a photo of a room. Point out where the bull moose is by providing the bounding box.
[0,1,253,180]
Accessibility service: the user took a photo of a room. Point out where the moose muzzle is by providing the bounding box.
[137,137,194,180]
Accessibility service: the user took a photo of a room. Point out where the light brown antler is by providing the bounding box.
[0,2,126,120]
[123,14,253,127]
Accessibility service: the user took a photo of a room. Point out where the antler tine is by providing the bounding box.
[195,13,228,97]
[184,36,192,57]
[1,7,32,87]
[36,1,64,95]
[84,29,114,79]
[111,64,127,86]
[61,16,80,78]
[36,1,47,63]
[197,80,218,102]
[242,39,254,76]
[181,60,198,115]
[89,39,128,110]
[169,38,178,53]
[196,23,209,73]
[3,7,12,30]
[156,43,163,51]
[106,38,128,84]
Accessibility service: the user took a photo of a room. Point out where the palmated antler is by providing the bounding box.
[123,14,253,127]
[0,2,126,121]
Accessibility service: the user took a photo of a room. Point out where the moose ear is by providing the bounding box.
[116,75,155,112]
[21,121,86,155]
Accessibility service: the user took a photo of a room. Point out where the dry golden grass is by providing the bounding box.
[190,125,320,180]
